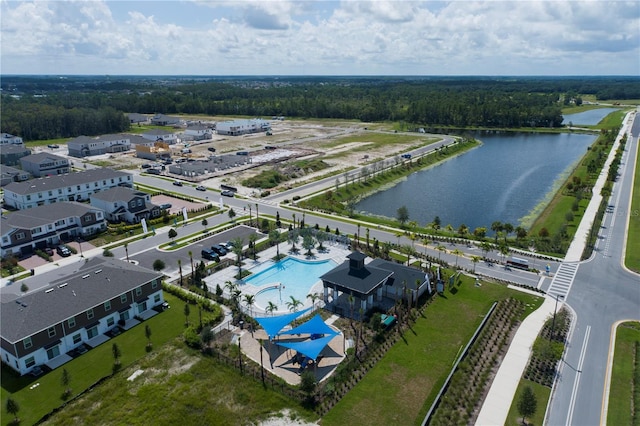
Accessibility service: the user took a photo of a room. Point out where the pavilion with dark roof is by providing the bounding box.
[320,251,431,316]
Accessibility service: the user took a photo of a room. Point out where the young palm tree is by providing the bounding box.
[232,237,244,277]
[188,250,194,283]
[248,233,258,260]
[471,255,481,273]
[286,296,302,312]
[451,249,464,268]
[243,294,255,317]
[266,301,278,316]
[269,229,282,259]
[306,293,321,310]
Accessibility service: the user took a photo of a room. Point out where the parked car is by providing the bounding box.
[172,181,183,186]
[221,190,235,197]
[196,185,206,191]
[208,147,216,152]
[57,245,71,257]
[44,247,54,256]
[201,249,220,262]
[146,168,161,175]
[159,203,172,210]
[47,144,59,149]
[141,163,152,169]
[211,244,227,256]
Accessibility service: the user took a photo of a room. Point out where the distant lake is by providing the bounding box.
[562,108,619,125]
[355,132,597,232]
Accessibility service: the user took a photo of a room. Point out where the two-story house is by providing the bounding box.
[216,119,270,136]
[2,168,133,210]
[1,166,30,186]
[1,133,24,145]
[141,129,178,145]
[67,134,132,158]
[0,257,164,375]
[0,144,31,166]
[0,201,106,258]
[90,187,161,224]
[20,152,70,177]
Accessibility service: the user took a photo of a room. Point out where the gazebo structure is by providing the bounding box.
[320,251,431,317]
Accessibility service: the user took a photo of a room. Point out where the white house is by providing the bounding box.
[67,134,132,158]
[20,153,71,177]
[141,129,178,144]
[90,187,161,224]
[1,133,24,145]
[3,168,133,210]
[216,119,270,136]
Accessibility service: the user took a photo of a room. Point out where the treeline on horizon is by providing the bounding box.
[2,76,638,141]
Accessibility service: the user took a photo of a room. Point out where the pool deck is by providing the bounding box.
[204,241,351,316]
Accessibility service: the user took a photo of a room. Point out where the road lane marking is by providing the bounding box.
[566,325,591,426]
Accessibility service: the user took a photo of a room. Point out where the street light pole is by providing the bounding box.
[259,339,265,385]
[78,237,83,257]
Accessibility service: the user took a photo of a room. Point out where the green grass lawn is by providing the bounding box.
[1,293,188,426]
[626,144,640,273]
[321,276,543,426]
[607,321,640,426]
[505,379,550,426]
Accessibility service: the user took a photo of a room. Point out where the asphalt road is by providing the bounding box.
[544,110,640,426]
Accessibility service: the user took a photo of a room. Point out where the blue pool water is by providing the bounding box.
[246,257,337,312]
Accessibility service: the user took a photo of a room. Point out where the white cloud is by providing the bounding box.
[1,0,638,75]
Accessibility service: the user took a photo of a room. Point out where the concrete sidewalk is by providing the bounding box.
[475,295,557,426]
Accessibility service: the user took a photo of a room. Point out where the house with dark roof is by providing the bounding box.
[90,187,161,224]
[320,252,431,315]
[150,114,182,126]
[67,134,132,158]
[20,152,70,177]
[0,144,31,166]
[0,202,106,258]
[0,257,165,375]
[127,113,150,124]
[2,168,133,210]
[1,165,30,186]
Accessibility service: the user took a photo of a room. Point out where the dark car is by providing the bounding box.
[159,203,172,210]
[141,163,152,169]
[57,245,71,257]
[146,168,161,175]
[196,185,206,191]
[172,181,183,186]
[221,190,235,197]
[211,244,227,256]
[201,249,220,262]
[208,147,216,152]
[44,247,54,256]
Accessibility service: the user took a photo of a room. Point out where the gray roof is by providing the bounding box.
[320,259,392,295]
[143,129,176,136]
[368,259,428,291]
[1,165,24,176]
[0,257,163,343]
[3,202,99,229]
[20,152,67,164]
[90,187,147,203]
[1,145,30,155]
[3,168,131,195]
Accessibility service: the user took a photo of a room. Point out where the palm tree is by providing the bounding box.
[287,229,299,253]
[436,244,447,262]
[188,250,194,283]
[491,221,503,243]
[269,229,282,259]
[177,259,183,287]
[232,237,244,277]
[471,255,481,273]
[503,222,514,243]
[286,296,302,312]
[480,241,493,259]
[307,293,321,310]
[243,294,255,317]
[451,249,464,268]
[255,203,259,229]
[231,289,242,307]
[248,233,258,260]
[499,244,510,264]
[247,204,252,227]
[266,301,278,316]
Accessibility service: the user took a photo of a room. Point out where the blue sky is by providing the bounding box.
[1,1,638,75]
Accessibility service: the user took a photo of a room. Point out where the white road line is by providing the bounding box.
[566,325,591,426]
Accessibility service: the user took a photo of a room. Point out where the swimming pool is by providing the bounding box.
[245,257,337,313]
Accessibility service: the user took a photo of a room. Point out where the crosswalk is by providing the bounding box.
[546,262,580,299]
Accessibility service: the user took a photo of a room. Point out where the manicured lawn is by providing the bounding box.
[505,379,550,426]
[607,321,640,426]
[1,293,188,426]
[626,144,640,273]
[321,276,543,426]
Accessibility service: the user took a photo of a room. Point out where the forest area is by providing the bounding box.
[1,75,638,141]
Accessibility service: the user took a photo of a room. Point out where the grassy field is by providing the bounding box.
[607,321,640,426]
[626,143,640,273]
[505,379,551,426]
[321,276,543,426]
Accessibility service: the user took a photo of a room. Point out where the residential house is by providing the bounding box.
[0,257,164,375]
[0,144,31,166]
[1,133,24,145]
[183,124,213,141]
[127,113,150,124]
[216,119,270,136]
[320,252,431,315]
[20,153,70,177]
[141,129,178,145]
[2,168,133,210]
[67,134,132,158]
[0,202,106,258]
[0,166,30,187]
[150,114,181,126]
[90,187,161,224]
[135,141,172,161]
